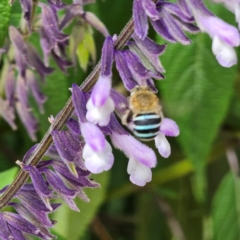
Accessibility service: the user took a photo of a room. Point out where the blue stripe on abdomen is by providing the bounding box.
[134,123,161,130]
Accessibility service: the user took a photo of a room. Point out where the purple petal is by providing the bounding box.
[115,51,138,91]
[81,122,106,151]
[160,118,180,137]
[72,83,88,123]
[91,75,112,107]
[133,0,148,39]
[155,132,171,158]
[83,12,109,37]
[197,15,240,47]
[108,114,128,135]
[111,132,157,168]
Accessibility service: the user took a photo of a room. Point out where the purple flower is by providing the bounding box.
[81,122,114,173]
[111,132,156,186]
[86,36,115,126]
[187,0,240,67]
[212,0,240,28]
[72,84,114,173]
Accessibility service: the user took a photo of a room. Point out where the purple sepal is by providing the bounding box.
[16,102,38,141]
[0,213,13,239]
[59,4,83,30]
[44,169,79,211]
[22,144,38,164]
[111,132,157,168]
[133,0,148,39]
[177,19,200,34]
[82,12,110,37]
[188,0,213,16]
[108,114,128,135]
[20,0,32,27]
[40,27,52,66]
[157,2,194,23]
[41,4,69,42]
[16,75,29,108]
[159,8,191,45]
[52,51,72,73]
[45,144,61,159]
[72,83,87,123]
[66,118,81,135]
[0,98,16,130]
[160,118,180,137]
[51,130,76,164]
[131,35,166,75]
[101,36,114,77]
[115,51,137,91]
[25,165,53,210]
[142,0,159,20]
[81,122,105,151]
[2,212,46,239]
[26,44,55,80]
[123,50,152,85]
[178,0,193,18]
[5,67,15,107]
[8,225,26,240]
[110,89,129,115]
[52,160,99,189]
[150,18,177,43]
[9,202,56,238]
[26,70,47,114]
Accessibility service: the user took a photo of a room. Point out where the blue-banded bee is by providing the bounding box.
[121,85,163,141]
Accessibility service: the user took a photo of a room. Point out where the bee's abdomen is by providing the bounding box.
[133,113,161,140]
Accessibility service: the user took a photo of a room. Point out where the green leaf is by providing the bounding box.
[156,18,236,201]
[0,0,11,47]
[0,167,18,189]
[52,172,109,239]
[212,172,240,240]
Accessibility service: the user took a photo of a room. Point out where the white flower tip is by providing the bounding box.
[212,36,238,68]
[155,133,171,158]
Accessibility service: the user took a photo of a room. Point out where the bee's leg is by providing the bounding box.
[121,109,132,126]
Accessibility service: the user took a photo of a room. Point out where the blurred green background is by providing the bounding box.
[1,0,240,239]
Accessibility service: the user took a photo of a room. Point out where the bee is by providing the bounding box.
[121,85,163,141]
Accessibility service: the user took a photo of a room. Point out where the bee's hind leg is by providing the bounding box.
[121,109,132,126]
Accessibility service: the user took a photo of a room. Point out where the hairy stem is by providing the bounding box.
[0,18,134,209]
